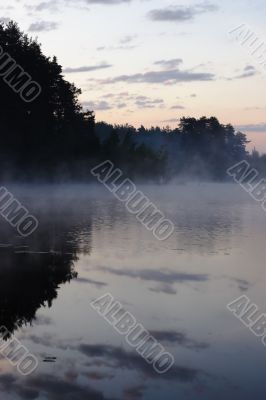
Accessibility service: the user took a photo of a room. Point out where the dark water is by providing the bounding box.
[0,183,265,399]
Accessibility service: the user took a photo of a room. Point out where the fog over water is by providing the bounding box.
[0,183,265,399]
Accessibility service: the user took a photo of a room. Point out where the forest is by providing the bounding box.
[0,21,260,182]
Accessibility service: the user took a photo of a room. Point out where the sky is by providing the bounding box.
[2,0,266,152]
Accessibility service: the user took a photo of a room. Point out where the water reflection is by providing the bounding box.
[0,247,77,335]
[0,194,93,336]
[0,184,264,399]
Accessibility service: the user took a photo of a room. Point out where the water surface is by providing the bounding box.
[0,183,265,399]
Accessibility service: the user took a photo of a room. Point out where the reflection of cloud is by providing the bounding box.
[149,283,177,295]
[34,315,53,326]
[79,344,200,382]
[227,277,250,292]
[28,333,57,347]
[123,385,146,400]
[28,373,115,400]
[64,370,79,383]
[27,334,82,351]
[0,372,117,400]
[149,330,209,350]
[84,371,115,380]
[76,277,107,287]
[0,374,39,400]
[235,279,250,292]
[97,266,209,284]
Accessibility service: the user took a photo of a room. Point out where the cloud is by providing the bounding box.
[171,105,185,109]
[120,35,137,44]
[226,65,258,80]
[162,118,178,123]
[234,65,257,79]
[28,0,134,14]
[235,123,266,132]
[100,69,215,85]
[97,44,136,51]
[63,63,112,73]
[117,102,127,108]
[64,0,133,8]
[79,0,131,3]
[135,96,164,108]
[36,1,58,11]
[154,59,183,69]
[26,1,59,12]
[148,3,218,22]
[244,106,265,111]
[82,100,112,110]
[28,20,58,32]
[82,94,131,111]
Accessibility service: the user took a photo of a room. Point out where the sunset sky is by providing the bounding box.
[2,0,266,151]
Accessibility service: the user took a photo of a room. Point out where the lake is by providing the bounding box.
[0,182,265,399]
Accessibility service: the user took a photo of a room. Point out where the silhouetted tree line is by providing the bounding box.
[0,21,99,180]
[246,148,266,178]
[95,118,249,180]
[0,22,252,182]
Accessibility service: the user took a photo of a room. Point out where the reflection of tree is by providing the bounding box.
[0,200,93,337]
[0,248,77,336]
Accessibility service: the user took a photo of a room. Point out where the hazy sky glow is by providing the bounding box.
[2,0,266,151]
